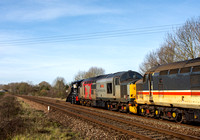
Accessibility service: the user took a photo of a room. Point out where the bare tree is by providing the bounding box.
[140,17,200,74]
[139,51,159,74]
[172,19,200,60]
[74,71,87,81]
[194,17,200,49]
[53,77,66,98]
[74,67,105,80]
[157,44,175,64]
[85,67,105,78]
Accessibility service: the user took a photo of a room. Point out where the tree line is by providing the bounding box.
[1,77,68,99]
[140,17,200,74]
[0,67,105,98]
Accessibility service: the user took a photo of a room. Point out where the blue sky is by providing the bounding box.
[0,0,200,85]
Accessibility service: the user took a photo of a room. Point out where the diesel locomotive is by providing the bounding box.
[67,57,200,123]
[136,57,200,123]
[67,70,142,112]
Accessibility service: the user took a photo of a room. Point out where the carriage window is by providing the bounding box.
[192,66,200,72]
[160,70,168,75]
[107,83,112,94]
[169,69,179,75]
[180,67,191,73]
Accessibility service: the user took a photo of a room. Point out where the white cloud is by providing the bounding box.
[1,0,118,22]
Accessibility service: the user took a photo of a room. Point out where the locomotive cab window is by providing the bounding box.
[136,73,143,79]
[107,83,112,94]
[91,84,96,89]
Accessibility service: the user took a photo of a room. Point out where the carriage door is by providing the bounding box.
[114,77,120,98]
[148,73,154,102]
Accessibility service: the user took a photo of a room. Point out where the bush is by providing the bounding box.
[40,89,48,96]
[0,95,24,140]
[0,96,21,120]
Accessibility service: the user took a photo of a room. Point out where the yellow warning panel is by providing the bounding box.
[130,84,136,99]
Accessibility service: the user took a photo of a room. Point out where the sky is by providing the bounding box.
[0,0,200,85]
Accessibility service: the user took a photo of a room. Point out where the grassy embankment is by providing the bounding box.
[0,94,80,140]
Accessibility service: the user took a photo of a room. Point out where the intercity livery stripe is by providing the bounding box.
[137,90,200,96]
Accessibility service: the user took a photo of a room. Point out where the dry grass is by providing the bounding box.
[13,98,81,140]
[0,94,81,140]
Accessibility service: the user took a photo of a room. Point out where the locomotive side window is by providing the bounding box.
[107,83,112,94]
[115,78,120,85]
[180,67,191,73]
[192,66,200,72]
[91,84,96,89]
[160,70,168,75]
[169,69,179,75]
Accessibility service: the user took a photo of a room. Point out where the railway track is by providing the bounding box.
[24,96,200,133]
[18,95,199,140]
[69,101,200,130]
